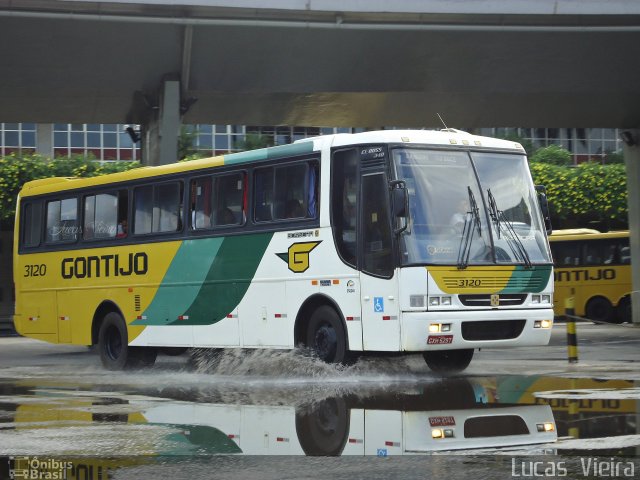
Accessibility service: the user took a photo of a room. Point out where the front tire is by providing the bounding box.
[423,349,474,374]
[296,397,349,456]
[305,306,351,364]
[98,312,157,370]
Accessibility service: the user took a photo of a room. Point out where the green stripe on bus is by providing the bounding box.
[132,238,224,326]
[223,141,315,165]
[134,232,273,326]
[501,265,552,294]
[176,232,273,325]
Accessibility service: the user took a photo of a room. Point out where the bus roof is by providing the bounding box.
[300,129,525,152]
[19,129,525,197]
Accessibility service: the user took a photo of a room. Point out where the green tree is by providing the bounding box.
[529,161,628,230]
[0,153,139,229]
[530,145,572,166]
[177,125,200,160]
[234,133,274,151]
[604,151,624,164]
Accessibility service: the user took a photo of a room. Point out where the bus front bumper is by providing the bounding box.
[401,308,554,351]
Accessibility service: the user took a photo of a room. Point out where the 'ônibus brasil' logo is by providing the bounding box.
[277,241,322,273]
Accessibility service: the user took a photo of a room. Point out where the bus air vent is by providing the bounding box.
[464,415,529,438]
[461,320,525,341]
[458,294,527,307]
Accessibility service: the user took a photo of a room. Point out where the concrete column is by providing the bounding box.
[141,80,181,166]
[623,129,640,326]
[35,123,54,158]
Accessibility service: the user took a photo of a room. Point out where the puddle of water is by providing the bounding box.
[0,347,638,467]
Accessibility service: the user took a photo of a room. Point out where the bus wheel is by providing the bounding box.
[585,297,614,323]
[423,349,474,374]
[306,306,351,364]
[615,297,631,324]
[295,397,349,455]
[98,312,157,370]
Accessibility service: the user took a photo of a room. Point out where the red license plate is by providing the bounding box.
[429,416,456,427]
[427,335,453,345]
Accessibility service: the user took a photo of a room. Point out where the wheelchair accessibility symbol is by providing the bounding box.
[374,297,384,313]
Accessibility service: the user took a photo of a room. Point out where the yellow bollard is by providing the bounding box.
[568,377,580,438]
[565,297,578,363]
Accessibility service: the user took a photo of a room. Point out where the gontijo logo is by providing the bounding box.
[277,241,322,273]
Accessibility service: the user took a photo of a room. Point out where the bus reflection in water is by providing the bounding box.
[6,378,557,456]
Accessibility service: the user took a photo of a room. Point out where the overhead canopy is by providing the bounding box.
[1,0,640,127]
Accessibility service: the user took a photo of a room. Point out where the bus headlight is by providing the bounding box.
[536,422,555,432]
[432,428,454,439]
[428,296,452,307]
[429,323,451,333]
[532,294,552,305]
[534,319,553,329]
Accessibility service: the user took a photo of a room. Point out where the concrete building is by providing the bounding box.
[0,123,626,164]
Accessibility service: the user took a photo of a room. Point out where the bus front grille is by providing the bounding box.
[464,415,529,438]
[458,294,527,307]
[461,320,526,341]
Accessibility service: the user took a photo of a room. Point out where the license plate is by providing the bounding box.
[427,335,453,345]
[429,416,456,427]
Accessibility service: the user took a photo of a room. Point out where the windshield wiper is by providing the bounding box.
[487,189,532,268]
[457,186,481,269]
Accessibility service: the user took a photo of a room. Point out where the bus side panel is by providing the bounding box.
[15,252,58,341]
[553,265,632,316]
[16,290,58,340]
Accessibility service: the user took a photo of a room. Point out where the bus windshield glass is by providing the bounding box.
[392,148,552,266]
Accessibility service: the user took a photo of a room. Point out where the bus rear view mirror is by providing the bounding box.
[535,185,553,235]
[390,180,409,234]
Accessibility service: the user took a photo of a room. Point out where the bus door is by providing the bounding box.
[359,172,400,351]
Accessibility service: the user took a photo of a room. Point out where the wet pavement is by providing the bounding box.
[0,322,638,479]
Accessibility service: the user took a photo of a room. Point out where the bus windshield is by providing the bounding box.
[393,148,552,266]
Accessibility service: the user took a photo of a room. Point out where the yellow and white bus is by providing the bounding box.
[13,130,554,372]
[549,229,632,323]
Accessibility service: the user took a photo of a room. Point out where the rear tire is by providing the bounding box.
[305,306,351,364]
[615,297,631,324]
[423,349,474,374]
[98,312,157,370]
[585,297,614,323]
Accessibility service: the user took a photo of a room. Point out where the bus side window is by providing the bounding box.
[254,167,274,222]
[213,172,244,226]
[331,149,358,268]
[134,182,183,235]
[46,198,78,243]
[191,177,213,229]
[84,191,126,240]
[274,163,307,220]
[307,162,318,218]
[362,173,393,277]
[22,201,43,248]
[621,246,631,264]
